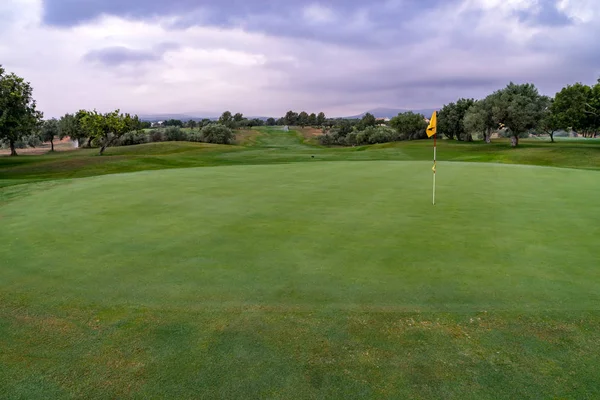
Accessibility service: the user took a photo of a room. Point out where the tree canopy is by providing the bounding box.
[390,112,427,140]
[0,65,43,156]
[41,118,60,152]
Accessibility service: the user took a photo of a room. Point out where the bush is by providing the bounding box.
[116,131,149,146]
[320,126,400,146]
[149,129,166,142]
[200,124,235,144]
[189,132,204,142]
[164,126,189,141]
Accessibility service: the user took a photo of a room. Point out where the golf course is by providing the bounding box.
[1,127,600,399]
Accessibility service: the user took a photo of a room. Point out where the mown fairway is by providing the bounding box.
[1,129,600,399]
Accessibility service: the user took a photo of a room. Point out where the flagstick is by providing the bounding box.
[433,132,437,205]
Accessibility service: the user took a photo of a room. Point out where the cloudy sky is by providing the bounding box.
[1,0,599,118]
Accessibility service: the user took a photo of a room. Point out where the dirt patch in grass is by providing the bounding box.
[0,138,77,157]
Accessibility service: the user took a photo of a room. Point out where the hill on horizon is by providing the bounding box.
[138,108,438,122]
[345,107,437,119]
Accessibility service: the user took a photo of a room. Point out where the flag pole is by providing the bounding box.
[426,110,438,205]
[433,131,436,205]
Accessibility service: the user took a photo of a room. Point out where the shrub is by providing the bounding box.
[116,131,149,146]
[164,126,189,141]
[189,132,204,142]
[200,124,235,144]
[345,132,358,146]
[149,129,166,142]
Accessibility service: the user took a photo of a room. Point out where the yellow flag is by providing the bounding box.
[426,111,437,138]
[432,163,436,173]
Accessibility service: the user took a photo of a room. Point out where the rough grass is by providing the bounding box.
[2,127,599,189]
[1,128,600,398]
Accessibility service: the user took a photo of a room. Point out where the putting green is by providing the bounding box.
[2,161,598,311]
[1,161,600,398]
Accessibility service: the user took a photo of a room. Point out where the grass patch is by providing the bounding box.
[1,161,600,398]
[1,128,600,398]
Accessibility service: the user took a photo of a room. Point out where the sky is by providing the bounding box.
[1,0,599,118]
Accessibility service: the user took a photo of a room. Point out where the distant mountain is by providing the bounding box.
[345,107,437,119]
[138,113,218,122]
[138,114,271,122]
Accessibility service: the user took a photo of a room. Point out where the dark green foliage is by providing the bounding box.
[316,112,326,126]
[58,111,88,143]
[150,129,166,143]
[308,113,317,126]
[298,111,309,127]
[41,118,60,151]
[164,119,184,127]
[538,100,561,142]
[356,112,377,131]
[390,112,427,140]
[266,118,276,126]
[200,123,235,144]
[164,126,189,141]
[116,131,150,146]
[438,98,475,141]
[219,111,235,128]
[320,126,398,146]
[552,81,600,137]
[491,83,549,147]
[284,110,298,126]
[464,97,496,143]
[0,65,43,155]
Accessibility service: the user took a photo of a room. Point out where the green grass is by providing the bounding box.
[1,127,599,189]
[1,128,600,398]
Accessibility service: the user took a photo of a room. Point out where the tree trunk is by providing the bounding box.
[550,132,554,143]
[511,135,518,147]
[50,138,55,152]
[86,137,93,147]
[9,139,17,156]
[99,136,116,155]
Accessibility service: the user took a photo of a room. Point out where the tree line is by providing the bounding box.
[156,111,329,130]
[319,80,599,148]
[439,80,600,146]
[2,62,598,155]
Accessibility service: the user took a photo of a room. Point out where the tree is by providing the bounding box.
[298,111,309,127]
[539,99,561,142]
[356,112,377,131]
[463,97,496,143]
[219,111,234,128]
[491,83,547,147]
[41,118,60,152]
[284,110,298,126]
[164,119,183,127]
[389,112,427,140]
[308,113,317,126]
[0,66,43,156]
[552,83,591,135]
[266,117,276,126]
[81,110,141,155]
[200,124,235,144]
[233,113,244,122]
[316,112,326,126]
[187,120,197,129]
[438,98,475,141]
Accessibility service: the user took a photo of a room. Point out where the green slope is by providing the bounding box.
[1,161,600,399]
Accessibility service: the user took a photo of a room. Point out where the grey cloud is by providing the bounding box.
[83,44,178,67]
